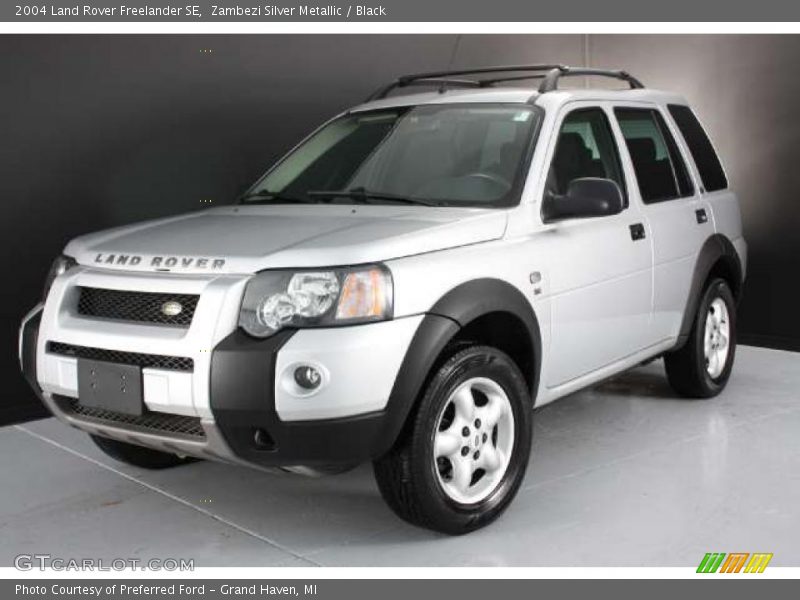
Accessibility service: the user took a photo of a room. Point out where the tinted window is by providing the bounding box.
[546,108,627,206]
[615,108,694,203]
[668,104,728,192]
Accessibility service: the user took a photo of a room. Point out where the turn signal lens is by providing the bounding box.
[336,268,392,321]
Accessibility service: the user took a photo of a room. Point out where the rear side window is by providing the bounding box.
[668,104,728,192]
[615,108,694,203]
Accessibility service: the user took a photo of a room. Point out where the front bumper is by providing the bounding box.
[20,302,258,467]
[210,329,402,467]
[21,267,423,469]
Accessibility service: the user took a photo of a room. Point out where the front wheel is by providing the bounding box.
[373,345,532,534]
[665,278,737,398]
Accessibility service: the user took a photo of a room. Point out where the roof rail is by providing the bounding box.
[366,64,565,101]
[365,64,645,102]
[367,77,483,100]
[538,66,644,93]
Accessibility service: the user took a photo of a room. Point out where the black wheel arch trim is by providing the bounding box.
[378,279,542,458]
[429,278,542,389]
[674,233,743,351]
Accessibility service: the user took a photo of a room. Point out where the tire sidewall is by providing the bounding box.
[693,278,737,394]
[411,346,532,531]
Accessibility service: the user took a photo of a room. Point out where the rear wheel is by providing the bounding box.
[90,435,197,469]
[373,345,532,534]
[665,278,737,398]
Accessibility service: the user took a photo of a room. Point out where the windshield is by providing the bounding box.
[242,104,540,208]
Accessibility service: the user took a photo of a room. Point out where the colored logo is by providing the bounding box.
[697,553,773,573]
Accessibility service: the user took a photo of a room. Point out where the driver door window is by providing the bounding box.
[546,108,627,206]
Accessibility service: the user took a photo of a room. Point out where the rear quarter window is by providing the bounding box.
[668,105,728,192]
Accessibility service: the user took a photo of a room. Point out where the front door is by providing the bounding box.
[542,103,654,387]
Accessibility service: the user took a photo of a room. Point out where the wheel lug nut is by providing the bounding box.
[461,446,469,457]
[482,433,488,443]
[474,419,481,428]
[462,427,470,437]
[473,450,480,460]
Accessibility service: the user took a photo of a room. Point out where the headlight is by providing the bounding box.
[239,264,393,338]
[43,255,78,300]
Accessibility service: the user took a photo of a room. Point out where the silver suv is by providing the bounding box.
[19,65,746,533]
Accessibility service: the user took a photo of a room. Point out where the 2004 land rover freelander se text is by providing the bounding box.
[19,65,746,534]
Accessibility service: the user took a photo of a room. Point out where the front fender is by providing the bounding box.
[375,278,541,457]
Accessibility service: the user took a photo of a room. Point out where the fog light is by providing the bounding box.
[294,365,322,390]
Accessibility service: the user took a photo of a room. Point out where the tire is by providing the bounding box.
[665,278,737,398]
[373,345,533,535]
[90,434,197,469]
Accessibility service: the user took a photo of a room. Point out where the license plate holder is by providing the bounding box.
[77,359,144,416]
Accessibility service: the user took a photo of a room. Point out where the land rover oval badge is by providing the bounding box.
[161,301,183,317]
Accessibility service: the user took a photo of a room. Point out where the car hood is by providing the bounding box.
[65,204,508,274]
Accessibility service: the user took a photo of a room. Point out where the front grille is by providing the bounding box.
[77,287,199,327]
[55,396,205,440]
[47,342,193,372]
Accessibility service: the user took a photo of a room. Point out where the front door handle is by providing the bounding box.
[629,223,646,241]
[696,208,708,224]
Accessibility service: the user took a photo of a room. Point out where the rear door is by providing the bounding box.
[613,105,714,342]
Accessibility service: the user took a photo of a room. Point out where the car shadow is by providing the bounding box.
[591,362,679,400]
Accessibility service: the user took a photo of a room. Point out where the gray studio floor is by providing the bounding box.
[2,345,798,568]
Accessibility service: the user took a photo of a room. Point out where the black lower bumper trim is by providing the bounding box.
[54,395,206,440]
[209,329,391,467]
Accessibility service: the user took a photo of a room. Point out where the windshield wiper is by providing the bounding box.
[239,189,319,204]
[307,187,440,207]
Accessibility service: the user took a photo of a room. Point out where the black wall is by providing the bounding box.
[1,35,798,425]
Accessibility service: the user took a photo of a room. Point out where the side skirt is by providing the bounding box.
[535,337,677,408]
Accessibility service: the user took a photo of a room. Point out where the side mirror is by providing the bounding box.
[542,178,624,223]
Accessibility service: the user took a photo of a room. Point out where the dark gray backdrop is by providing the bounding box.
[1,35,797,425]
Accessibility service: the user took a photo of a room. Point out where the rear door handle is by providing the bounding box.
[629,223,646,241]
[696,208,708,224]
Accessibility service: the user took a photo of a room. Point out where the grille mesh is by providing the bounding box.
[55,396,205,440]
[47,342,193,372]
[77,287,199,327]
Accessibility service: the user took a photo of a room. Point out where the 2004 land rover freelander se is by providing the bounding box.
[19,65,746,534]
